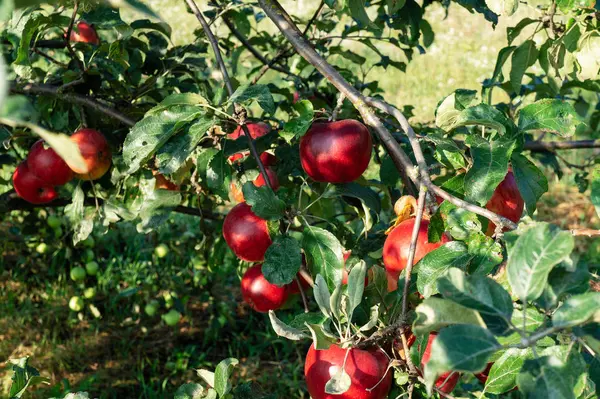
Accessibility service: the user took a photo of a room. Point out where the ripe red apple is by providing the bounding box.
[12,161,58,204]
[417,332,461,394]
[304,344,392,399]
[69,128,112,180]
[230,167,280,203]
[474,362,493,384]
[340,250,369,286]
[383,218,449,292]
[241,264,289,312]
[27,140,73,186]
[153,172,179,191]
[69,21,100,45]
[300,119,372,183]
[485,171,524,235]
[228,122,274,165]
[223,202,272,262]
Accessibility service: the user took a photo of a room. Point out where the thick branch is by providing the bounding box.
[524,140,600,151]
[10,83,135,127]
[258,0,516,231]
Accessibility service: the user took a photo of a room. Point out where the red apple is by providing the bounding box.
[153,172,179,191]
[300,119,372,183]
[474,362,493,384]
[27,140,73,186]
[69,128,112,181]
[417,332,461,394]
[241,264,288,313]
[383,218,449,292]
[223,202,272,262]
[485,171,524,235]
[228,122,274,165]
[230,167,280,203]
[69,21,100,45]
[305,344,392,399]
[13,161,58,204]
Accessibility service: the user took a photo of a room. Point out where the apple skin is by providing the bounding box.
[223,202,272,262]
[383,218,449,291]
[13,161,58,204]
[27,140,73,186]
[69,21,100,45]
[485,171,524,235]
[304,344,392,399]
[70,128,112,180]
[300,119,372,183]
[474,362,493,384]
[241,264,289,313]
[228,122,274,165]
[230,167,280,203]
[154,172,179,191]
[418,332,461,394]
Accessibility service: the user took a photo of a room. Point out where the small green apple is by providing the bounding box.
[36,242,49,254]
[47,215,61,229]
[162,309,181,326]
[70,266,86,282]
[155,244,169,258]
[69,296,84,312]
[54,226,63,238]
[82,236,95,248]
[83,249,95,263]
[85,261,99,276]
[84,287,97,299]
[145,300,159,316]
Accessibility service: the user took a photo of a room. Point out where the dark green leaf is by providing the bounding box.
[214,358,238,397]
[489,46,516,84]
[262,236,302,286]
[507,18,537,45]
[485,348,532,394]
[302,226,344,290]
[452,104,515,135]
[511,153,548,216]
[416,241,470,297]
[435,89,478,131]
[510,40,538,93]
[242,184,285,221]
[228,85,275,114]
[280,100,314,143]
[552,292,600,328]
[518,99,582,138]
[206,151,232,200]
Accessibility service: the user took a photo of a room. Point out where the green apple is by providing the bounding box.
[83,287,97,299]
[85,261,99,276]
[69,296,84,312]
[162,309,181,326]
[36,242,49,254]
[54,226,63,238]
[83,249,95,263]
[47,215,61,229]
[70,266,86,282]
[82,236,95,248]
[155,244,169,258]
[145,300,159,316]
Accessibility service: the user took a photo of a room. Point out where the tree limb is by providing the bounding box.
[524,140,600,151]
[10,83,136,127]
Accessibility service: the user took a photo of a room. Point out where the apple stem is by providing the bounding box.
[330,93,346,122]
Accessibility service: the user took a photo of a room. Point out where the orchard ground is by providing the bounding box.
[1,1,600,399]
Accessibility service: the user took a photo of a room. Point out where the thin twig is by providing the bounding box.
[524,140,600,151]
[330,93,345,121]
[11,83,135,127]
[64,1,85,72]
[32,48,68,68]
[295,276,310,313]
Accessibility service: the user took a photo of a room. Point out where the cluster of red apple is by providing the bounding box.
[13,129,111,204]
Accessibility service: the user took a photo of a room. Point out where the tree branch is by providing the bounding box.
[10,83,136,127]
[258,0,516,230]
[524,140,600,151]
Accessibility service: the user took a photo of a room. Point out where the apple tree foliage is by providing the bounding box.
[1,0,600,397]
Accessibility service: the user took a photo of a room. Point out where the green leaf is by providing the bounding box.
[325,366,351,395]
[327,183,381,232]
[206,151,232,200]
[0,95,37,123]
[591,166,600,219]
[16,14,69,65]
[435,89,478,131]
[346,260,366,320]
[511,308,546,332]
[102,0,161,20]
[424,325,500,394]
[444,206,482,240]
[425,132,466,169]
[174,384,204,399]
[262,236,302,286]
[416,242,470,298]
[147,93,208,114]
[130,19,172,38]
[507,223,575,301]
[64,185,94,246]
[511,153,548,216]
[510,40,538,93]
[306,323,336,350]
[134,177,182,233]
[123,105,202,174]
[156,116,215,175]
[489,46,516,84]
[387,0,406,13]
[552,292,600,328]
[302,226,344,290]
[556,0,592,11]
[507,18,538,45]
[453,103,515,135]
[518,99,582,138]
[228,85,275,114]
[413,297,486,335]
[268,311,310,340]
[485,348,532,394]
[464,135,515,206]
[8,357,50,399]
[466,234,503,275]
[437,268,513,320]
[347,0,379,29]
[242,184,286,221]
[280,100,314,143]
[214,358,238,397]
[539,261,589,309]
[313,274,332,318]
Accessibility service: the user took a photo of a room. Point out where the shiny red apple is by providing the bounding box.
[383,218,449,292]
[13,161,58,204]
[304,344,392,399]
[241,264,288,313]
[417,332,461,394]
[485,171,524,235]
[223,202,272,262]
[69,128,112,181]
[69,21,100,45]
[27,140,73,185]
[300,119,372,183]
